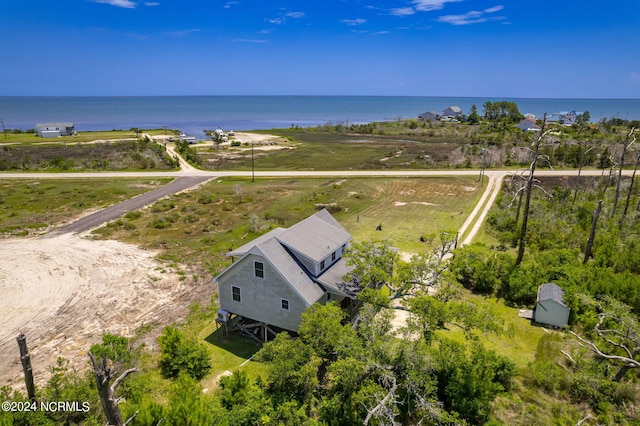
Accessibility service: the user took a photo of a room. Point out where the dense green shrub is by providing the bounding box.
[158,326,211,380]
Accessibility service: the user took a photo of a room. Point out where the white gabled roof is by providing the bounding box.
[215,209,356,304]
[251,239,325,306]
[276,209,351,263]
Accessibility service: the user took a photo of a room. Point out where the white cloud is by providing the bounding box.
[285,12,305,19]
[390,7,415,16]
[437,10,485,25]
[92,0,136,8]
[484,5,504,13]
[224,1,239,8]
[437,6,507,25]
[372,31,391,35]
[268,18,284,25]
[341,18,367,26]
[144,1,159,6]
[413,0,462,12]
[166,29,201,37]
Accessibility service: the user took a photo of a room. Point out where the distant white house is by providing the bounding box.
[442,106,462,117]
[548,111,582,125]
[215,209,356,336]
[179,134,197,144]
[534,283,570,328]
[516,118,541,132]
[418,111,441,121]
[524,113,537,121]
[35,123,76,138]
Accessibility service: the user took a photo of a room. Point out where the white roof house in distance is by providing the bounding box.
[418,111,441,121]
[548,111,582,125]
[534,283,570,328]
[442,106,462,117]
[35,123,77,138]
[214,209,356,339]
[516,118,541,132]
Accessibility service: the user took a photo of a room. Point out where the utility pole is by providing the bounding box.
[251,142,255,182]
[478,146,487,186]
[17,333,36,400]
[0,117,6,140]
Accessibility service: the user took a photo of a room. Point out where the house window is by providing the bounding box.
[320,260,325,270]
[281,299,289,310]
[232,286,241,302]
[342,244,346,254]
[327,293,332,302]
[254,261,264,278]
[332,252,336,262]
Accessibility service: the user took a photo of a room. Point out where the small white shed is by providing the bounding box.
[534,283,570,328]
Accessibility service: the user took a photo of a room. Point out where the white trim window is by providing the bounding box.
[255,261,264,278]
[232,286,241,302]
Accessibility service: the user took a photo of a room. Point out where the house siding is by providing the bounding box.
[535,299,570,328]
[218,253,309,331]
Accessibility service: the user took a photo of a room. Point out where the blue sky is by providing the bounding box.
[1,0,639,98]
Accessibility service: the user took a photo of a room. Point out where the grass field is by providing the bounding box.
[0,178,172,236]
[92,176,485,281]
[196,129,473,171]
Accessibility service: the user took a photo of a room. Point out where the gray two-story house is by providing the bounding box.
[215,209,356,335]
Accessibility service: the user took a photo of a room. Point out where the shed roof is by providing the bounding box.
[537,283,566,305]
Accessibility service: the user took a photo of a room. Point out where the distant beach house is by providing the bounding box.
[548,111,582,125]
[418,111,441,121]
[179,134,197,144]
[442,106,462,118]
[516,118,541,132]
[534,283,570,328]
[35,123,76,138]
[524,113,537,121]
[214,209,357,338]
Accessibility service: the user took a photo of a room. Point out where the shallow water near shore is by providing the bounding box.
[1,95,639,139]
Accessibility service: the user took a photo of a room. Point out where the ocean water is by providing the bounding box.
[1,96,639,139]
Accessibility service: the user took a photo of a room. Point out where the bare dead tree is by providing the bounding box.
[515,114,547,266]
[620,151,640,225]
[583,200,603,264]
[88,352,138,426]
[570,295,640,382]
[16,334,36,400]
[611,128,636,217]
[363,375,399,426]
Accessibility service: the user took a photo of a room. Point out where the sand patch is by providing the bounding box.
[0,234,198,390]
